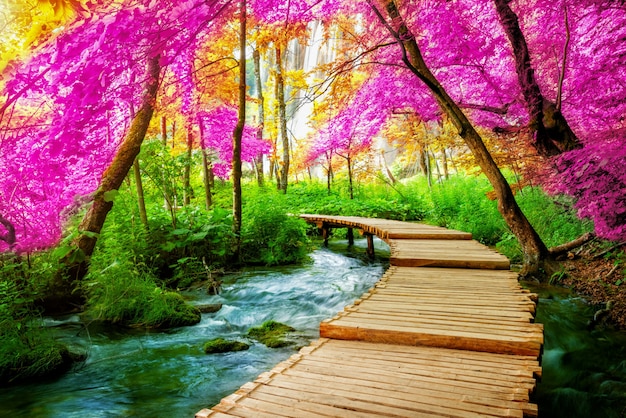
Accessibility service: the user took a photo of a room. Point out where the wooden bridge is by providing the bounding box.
[196,215,543,418]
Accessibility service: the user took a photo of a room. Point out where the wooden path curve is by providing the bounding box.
[196,215,543,418]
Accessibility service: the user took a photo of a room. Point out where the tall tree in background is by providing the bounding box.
[252,47,265,187]
[232,0,247,258]
[275,44,290,193]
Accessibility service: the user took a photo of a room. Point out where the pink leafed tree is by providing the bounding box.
[0,0,233,254]
[197,105,270,179]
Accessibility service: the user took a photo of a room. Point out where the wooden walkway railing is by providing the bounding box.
[196,215,543,418]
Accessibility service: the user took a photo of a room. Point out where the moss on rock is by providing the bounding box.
[247,320,296,348]
[203,338,250,354]
[0,339,86,386]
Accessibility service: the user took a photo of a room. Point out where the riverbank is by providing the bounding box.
[556,240,626,330]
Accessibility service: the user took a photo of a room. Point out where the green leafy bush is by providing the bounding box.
[241,192,311,265]
[427,176,505,245]
[151,206,233,287]
[0,257,80,385]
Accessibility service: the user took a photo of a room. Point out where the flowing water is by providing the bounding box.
[528,284,626,417]
[2,240,626,417]
[0,239,387,418]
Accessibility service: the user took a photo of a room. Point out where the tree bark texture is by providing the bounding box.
[379,0,550,277]
[275,45,290,194]
[199,121,213,210]
[133,159,149,230]
[253,48,265,187]
[231,0,246,259]
[183,127,193,206]
[0,213,16,249]
[493,0,580,156]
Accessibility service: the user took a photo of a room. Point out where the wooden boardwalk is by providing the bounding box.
[196,215,543,418]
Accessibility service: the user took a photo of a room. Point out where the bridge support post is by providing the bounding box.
[322,223,330,247]
[347,228,354,246]
[365,233,375,259]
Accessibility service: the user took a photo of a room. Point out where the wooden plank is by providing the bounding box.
[297,356,536,392]
[327,314,544,341]
[293,355,534,398]
[321,340,541,373]
[257,375,523,418]
[342,308,537,329]
[347,303,534,322]
[247,389,385,418]
[389,256,510,270]
[370,288,536,302]
[308,349,537,383]
[282,366,531,405]
[320,322,543,357]
[356,294,536,314]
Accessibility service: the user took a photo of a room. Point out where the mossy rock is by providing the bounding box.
[247,320,296,348]
[157,294,201,328]
[0,341,86,386]
[203,338,250,354]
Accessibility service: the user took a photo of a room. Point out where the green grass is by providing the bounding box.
[84,259,200,328]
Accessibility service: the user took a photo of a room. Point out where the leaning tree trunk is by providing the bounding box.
[44,56,161,313]
[493,0,580,157]
[253,48,265,187]
[375,0,551,278]
[231,0,246,261]
[275,45,290,194]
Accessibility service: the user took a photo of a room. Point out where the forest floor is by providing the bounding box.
[558,240,626,330]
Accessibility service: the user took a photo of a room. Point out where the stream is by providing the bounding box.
[0,239,387,418]
[1,239,626,417]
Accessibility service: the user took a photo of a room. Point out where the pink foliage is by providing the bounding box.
[547,130,626,240]
[0,0,232,253]
[2,0,626,252]
[198,106,270,178]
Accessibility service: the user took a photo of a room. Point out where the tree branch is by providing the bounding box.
[556,4,570,112]
[548,232,595,257]
[459,101,512,115]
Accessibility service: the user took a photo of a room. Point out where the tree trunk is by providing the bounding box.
[326,161,333,195]
[161,115,167,146]
[275,45,290,194]
[199,123,213,210]
[46,56,161,312]
[183,127,193,206]
[171,120,176,149]
[347,156,354,200]
[442,149,449,179]
[133,158,149,230]
[0,213,16,250]
[161,114,172,212]
[253,48,265,187]
[376,0,551,278]
[231,0,246,260]
[493,0,580,157]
